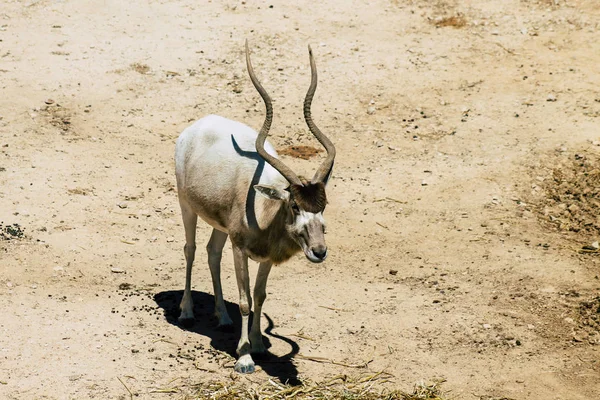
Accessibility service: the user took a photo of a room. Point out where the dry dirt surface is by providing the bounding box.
[1,0,600,399]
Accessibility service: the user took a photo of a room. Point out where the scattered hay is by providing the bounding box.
[184,373,448,400]
[39,102,72,132]
[67,187,94,196]
[131,62,151,74]
[531,150,600,238]
[432,15,467,28]
[118,282,134,291]
[278,145,323,160]
[1,223,24,240]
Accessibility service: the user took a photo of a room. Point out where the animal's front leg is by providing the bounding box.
[250,261,272,354]
[232,244,254,373]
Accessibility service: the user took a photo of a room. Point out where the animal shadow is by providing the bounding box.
[154,290,301,385]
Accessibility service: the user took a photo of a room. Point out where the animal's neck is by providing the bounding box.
[243,199,301,264]
[265,204,300,263]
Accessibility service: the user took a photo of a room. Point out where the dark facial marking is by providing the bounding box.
[289,182,327,213]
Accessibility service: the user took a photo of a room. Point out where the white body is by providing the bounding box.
[176,115,286,234]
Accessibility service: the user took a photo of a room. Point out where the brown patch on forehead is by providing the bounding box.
[289,182,327,213]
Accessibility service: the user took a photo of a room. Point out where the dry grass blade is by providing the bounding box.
[150,387,180,394]
[117,376,134,400]
[152,338,178,345]
[318,305,349,312]
[297,353,373,368]
[291,333,315,341]
[193,362,218,373]
[494,42,517,55]
[373,197,406,204]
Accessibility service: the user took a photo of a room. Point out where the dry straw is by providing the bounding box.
[178,372,448,400]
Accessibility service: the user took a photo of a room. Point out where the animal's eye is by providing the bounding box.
[291,203,300,213]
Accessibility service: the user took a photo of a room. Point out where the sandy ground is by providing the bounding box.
[1,0,600,399]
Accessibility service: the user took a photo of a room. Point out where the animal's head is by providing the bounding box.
[246,40,335,263]
[255,181,329,263]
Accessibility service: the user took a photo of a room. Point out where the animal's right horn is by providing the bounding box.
[304,45,336,184]
[246,40,302,187]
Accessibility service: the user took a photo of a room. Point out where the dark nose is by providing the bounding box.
[312,247,328,260]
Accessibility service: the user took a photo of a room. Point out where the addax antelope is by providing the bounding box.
[174,40,336,373]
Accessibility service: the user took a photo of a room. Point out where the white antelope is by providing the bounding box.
[174,40,336,373]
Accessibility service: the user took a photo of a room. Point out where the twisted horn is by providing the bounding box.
[304,45,336,184]
[246,40,302,186]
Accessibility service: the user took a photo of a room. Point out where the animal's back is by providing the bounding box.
[175,114,285,231]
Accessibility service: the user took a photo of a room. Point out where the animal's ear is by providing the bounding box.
[254,185,290,202]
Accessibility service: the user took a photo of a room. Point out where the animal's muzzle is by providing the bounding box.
[311,246,327,262]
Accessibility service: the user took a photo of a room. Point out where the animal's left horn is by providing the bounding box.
[304,45,336,184]
[246,40,303,186]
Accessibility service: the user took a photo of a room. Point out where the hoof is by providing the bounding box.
[234,355,255,374]
[178,317,195,329]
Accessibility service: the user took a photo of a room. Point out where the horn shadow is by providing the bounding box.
[231,134,265,231]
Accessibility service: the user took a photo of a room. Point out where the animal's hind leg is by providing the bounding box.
[206,228,232,328]
[178,200,197,327]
